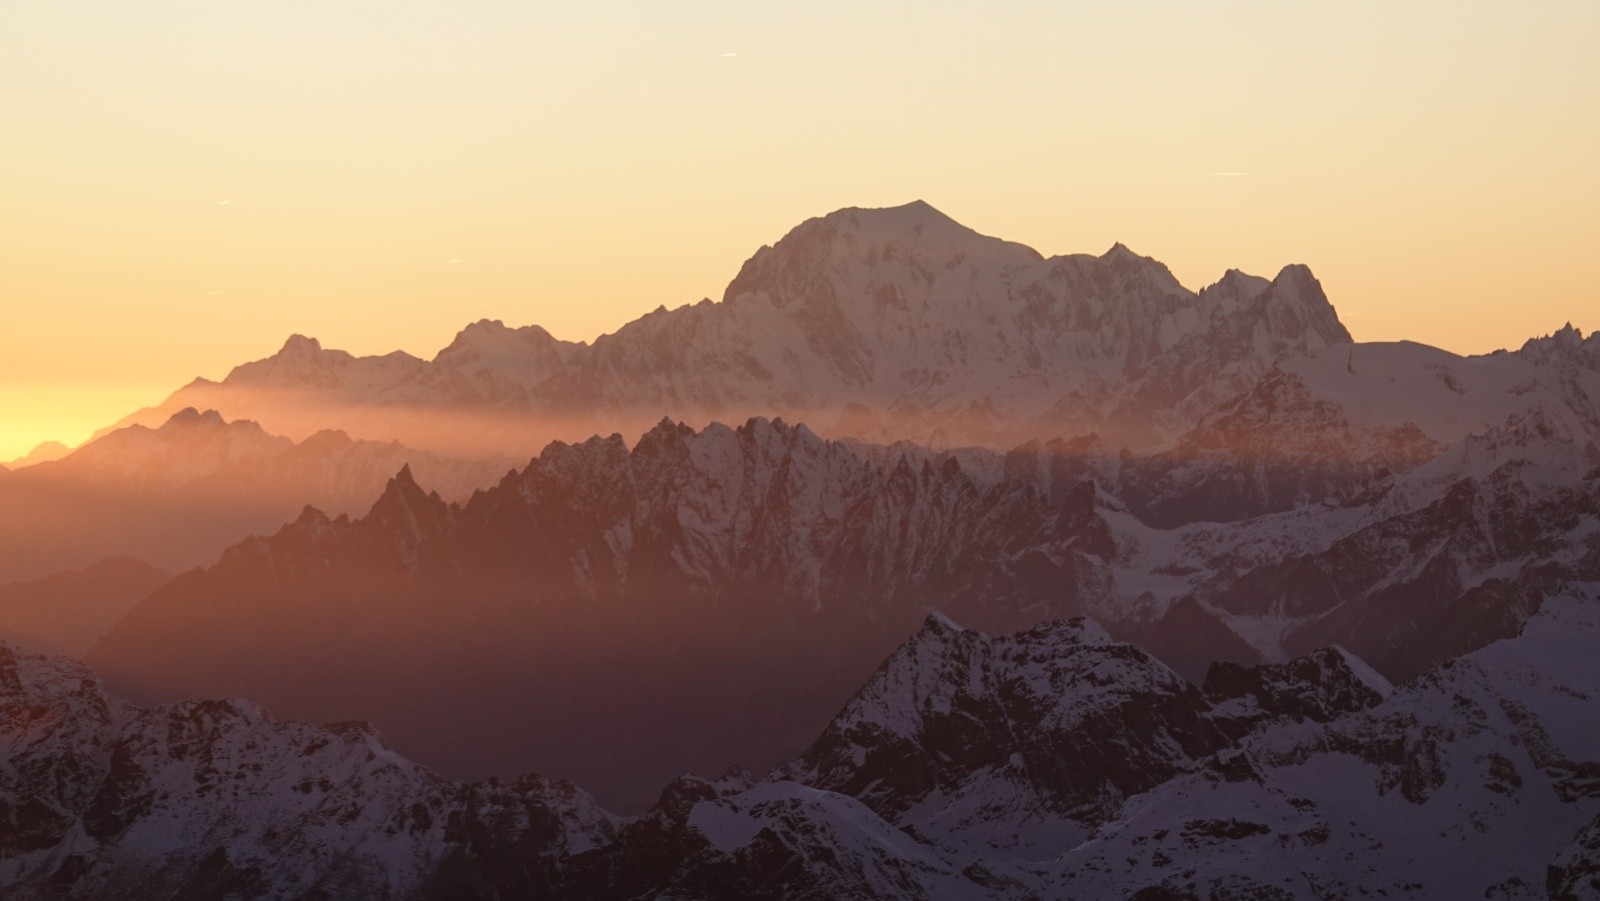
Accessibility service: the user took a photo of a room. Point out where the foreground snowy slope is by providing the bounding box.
[14,586,1597,898]
[0,643,617,899]
[1030,587,1600,898]
[557,587,1600,898]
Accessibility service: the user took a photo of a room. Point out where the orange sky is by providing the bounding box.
[3,1,1598,461]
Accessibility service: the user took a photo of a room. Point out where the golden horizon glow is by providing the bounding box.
[3,1,1598,461]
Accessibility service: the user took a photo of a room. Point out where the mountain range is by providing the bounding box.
[0,408,513,582]
[107,202,1355,458]
[4,201,1599,896]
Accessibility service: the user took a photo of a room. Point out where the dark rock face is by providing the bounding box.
[1202,646,1391,737]
[1550,811,1600,900]
[88,418,1114,811]
[788,616,1227,828]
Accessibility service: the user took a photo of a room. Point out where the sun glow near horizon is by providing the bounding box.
[3,0,1597,460]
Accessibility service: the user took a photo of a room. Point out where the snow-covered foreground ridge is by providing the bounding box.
[0,641,619,899]
[7,585,1600,898]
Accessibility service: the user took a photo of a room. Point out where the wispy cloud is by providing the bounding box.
[718,51,737,58]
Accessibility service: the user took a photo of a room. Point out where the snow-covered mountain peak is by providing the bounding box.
[228,332,426,390]
[58,408,293,488]
[1258,264,1352,345]
[1515,321,1599,370]
[1544,321,1585,349]
[114,203,1374,454]
[159,406,242,434]
[921,609,966,634]
[297,427,357,452]
[822,199,984,242]
[1269,261,1317,286]
[3,440,71,470]
[720,201,1043,308]
[781,613,1222,856]
[439,317,515,354]
[1086,241,1190,297]
[279,333,323,356]
[1101,240,1137,259]
[824,614,1154,750]
[431,318,584,380]
[1194,267,1274,314]
[1214,267,1271,289]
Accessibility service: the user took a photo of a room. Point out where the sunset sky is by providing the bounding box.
[3,1,1598,461]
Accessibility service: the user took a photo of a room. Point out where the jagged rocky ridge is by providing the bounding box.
[87,417,1113,811]
[12,584,1600,898]
[107,202,1354,457]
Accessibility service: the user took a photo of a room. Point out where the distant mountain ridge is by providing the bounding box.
[0,407,513,582]
[0,558,172,658]
[106,201,1354,457]
[3,440,71,470]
